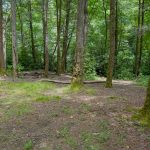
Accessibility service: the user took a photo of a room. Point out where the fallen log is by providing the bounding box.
[40,79,106,84]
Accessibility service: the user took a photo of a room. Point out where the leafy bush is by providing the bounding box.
[84,52,97,80]
[115,50,134,80]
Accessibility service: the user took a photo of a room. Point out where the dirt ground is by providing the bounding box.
[0,73,150,150]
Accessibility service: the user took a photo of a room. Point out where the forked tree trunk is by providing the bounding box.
[11,0,18,80]
[106,0,116,88]
[0,0,5,72]
[72,0,88,85]
[43,0,49,77]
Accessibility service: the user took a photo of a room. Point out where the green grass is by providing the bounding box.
[79,103,92,113]
[23,140,33,150]
[0,81,55,119]
[61,106,74,115]
[63,84,96,95]
[0,81,55,105]
[35,95,61,102]
[57,127,78,149]
[5,103,32,118]
[80,120,111,149]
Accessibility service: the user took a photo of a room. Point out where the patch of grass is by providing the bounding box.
[65,136,78,149]
[57,127,70,138]
[85,88,96,95]
[79,103,92,113]
[57,127,78,149]
[35,95,61,103]
[61,106,74,115]
[35,96,50,102]
[5,103,32,118]
[0,81,55,105]
[95,131,111,143]
[63,84,96,96]
[95,120,111,143]
[23,139,33,150]
[116,132,127,145]
[132,110,150,128]
[80,132,102,150]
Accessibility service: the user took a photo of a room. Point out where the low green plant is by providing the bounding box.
[23,140,33,150]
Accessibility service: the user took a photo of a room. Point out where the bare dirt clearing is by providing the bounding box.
[0,73,149,150]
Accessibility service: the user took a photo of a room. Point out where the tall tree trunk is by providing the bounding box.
[18,0,24,50]
[28,0,36,65]
[43,0,49,77]
[102,0,108,52]
[61,0,71,73]
[0,0,5,72]
[72,0,88,85]
[142,78,150,117]
[114,0,118,73]
[106,0,116,88]
[11,0,18,80]
[134,0,144,77]
[56,0,62,75]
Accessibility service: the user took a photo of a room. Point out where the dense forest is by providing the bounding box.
[0,0,150,149]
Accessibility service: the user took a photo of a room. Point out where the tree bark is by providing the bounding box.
[0,0,5,72]
[42,0,49,77]
[142,78,150,117]
[102,0,108,52]
[106,0,116,88]
[56,0,62,75]
[61,0,71,73]
[28,0,36,65]
[134,0,144,77]
[72,0,88,85]
[11,0,18,80]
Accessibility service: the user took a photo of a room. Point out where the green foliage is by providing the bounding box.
[84,52,97,80]
[23,140,33,150]
[135,75,149,87]
[115,50,134,80]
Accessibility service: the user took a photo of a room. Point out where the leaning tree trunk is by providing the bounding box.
[0,0,5,72]
[11,0,18,80]
[106,0,116,88]
[43,0,49,77]
[134,0,144,77]
[61,0,71,73]
[72,0,88,86]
